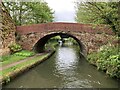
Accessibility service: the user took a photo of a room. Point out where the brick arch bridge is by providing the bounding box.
[16,22,114,56]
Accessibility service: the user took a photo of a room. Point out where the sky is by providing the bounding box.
[45,0,77,22]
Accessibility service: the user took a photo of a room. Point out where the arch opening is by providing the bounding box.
[33,33,87,57]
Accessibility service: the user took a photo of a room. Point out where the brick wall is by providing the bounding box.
[16,22,113,35]
[0,3,16,56]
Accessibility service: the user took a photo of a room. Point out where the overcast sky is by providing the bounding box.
[45,0,77,22]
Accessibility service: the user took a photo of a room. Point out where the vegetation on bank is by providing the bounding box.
[45,36,60,50]
[9,43,22,54]
[1,50,35,66]
[75,1,120,79]
[0,51,53,84]
[87,44,120,79]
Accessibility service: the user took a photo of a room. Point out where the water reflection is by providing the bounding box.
[55,47,78,72]
[54,47,93,88]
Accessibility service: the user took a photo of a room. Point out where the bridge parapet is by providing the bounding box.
[16,22,113,35]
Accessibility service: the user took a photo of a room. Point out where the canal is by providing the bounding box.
[3,46,120,88]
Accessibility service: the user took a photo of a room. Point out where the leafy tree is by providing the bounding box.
[75,2,119,36]
[27,2,54,23]
[3,1,54,25]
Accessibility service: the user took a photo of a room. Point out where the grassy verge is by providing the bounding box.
[0,51,54,85]
[0,53,48,76]
[1,50,35,66]
[87,44,120,79]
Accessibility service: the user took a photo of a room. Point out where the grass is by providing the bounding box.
[1,55,27,66]
[0,52,50,83]
[1,50,35,66]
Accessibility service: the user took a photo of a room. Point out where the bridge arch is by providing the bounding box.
[33,32,87,56]
[16,22,114,55]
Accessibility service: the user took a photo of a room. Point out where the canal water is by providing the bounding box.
[3,46,120,88]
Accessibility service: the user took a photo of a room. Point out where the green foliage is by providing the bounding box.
[1,55,9,62]
[3,1,54,25]
[45,42,57,51]
[88,45,120,78]
[106,55,120,78]
[47,36,61,43]
[66,37,79,45]
[1,54,26,63]
[9,43,22,53]
[14,50,35,57]
[45,36,61,50]
[75,2,119,35]
[1,50,35,66]
[1,53,50,82]
[27,2,54,23]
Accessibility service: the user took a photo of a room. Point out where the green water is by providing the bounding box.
[3,46,120,88]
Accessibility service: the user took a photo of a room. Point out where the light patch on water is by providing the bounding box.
[55,47,78,74]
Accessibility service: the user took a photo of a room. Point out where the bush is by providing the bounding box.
[106,55,120,78]
[9,43,22,53]
[97,59,108,71]
[87,45,120,79]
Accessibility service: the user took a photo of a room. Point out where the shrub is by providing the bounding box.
[87,52,98,65]
[97,59,108,71]
[9,43,22,53]
[87,45,120,79]
[106,55,120,78]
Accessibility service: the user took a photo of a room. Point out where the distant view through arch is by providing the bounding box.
[33,33,87,57]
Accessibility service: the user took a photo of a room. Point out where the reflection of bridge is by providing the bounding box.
[16,22,114,56]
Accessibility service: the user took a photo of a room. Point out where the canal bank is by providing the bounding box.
[87,44,120,79]
[1,50,55,86]
[3,46,120,88]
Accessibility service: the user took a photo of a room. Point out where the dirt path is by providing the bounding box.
[0,53,46,71]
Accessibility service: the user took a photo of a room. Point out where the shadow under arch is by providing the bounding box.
[33,33,87,57]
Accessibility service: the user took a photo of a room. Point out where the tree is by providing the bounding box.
[75,2,119,35]
[27,2,54,23]
[3,1,54,25]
